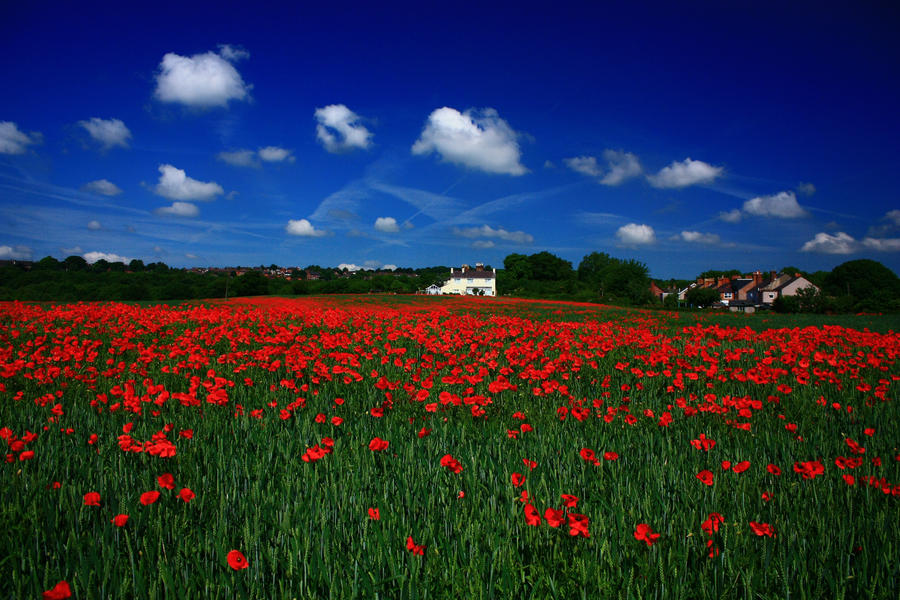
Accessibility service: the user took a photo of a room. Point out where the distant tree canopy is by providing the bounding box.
[824,259,900,312]
[685,286,721,308]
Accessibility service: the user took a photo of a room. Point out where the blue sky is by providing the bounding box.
[1,1,898,278]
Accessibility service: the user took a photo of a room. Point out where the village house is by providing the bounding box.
[436,263,497,296]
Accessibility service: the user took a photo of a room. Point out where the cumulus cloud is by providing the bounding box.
[453,224,534,244]
[382,264,397,271]
[472,240,495,249]
[647,158,723,188]
[155,201,200,217]
[0,122,40,154]
[84,251,129,264]
[87,220,102,230]
[78,117,131,149]
[258,146,294,162]
[565,150,642,185]
[0,244,33,260]
[564,156,602,177]
[678,231,720,244]
[81,179,123,196]
[600,150,642,185]
[719,209,743,223]
[374,217,400,233]
[743,191,808,218]
[337,263,363,272]
[412,107,526,175]
[616,223,656,246]
[286,219,327,237]
[217,149,257,167]
[315,104,373,153]
[861,237,900,252]
[800,232,856,254]
[217,44,249,62]
[154,46,251,107]
[153,164,223,201]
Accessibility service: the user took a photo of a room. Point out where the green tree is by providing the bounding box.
[685,286,720,308]
[63,255,88,271]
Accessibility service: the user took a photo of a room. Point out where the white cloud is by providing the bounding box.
[153,164,223,201]
[217,44,249,62]
[453,224,534,244]
[743,191,808,218]
[564,155,602,177]
[78,117,131,149]
[87,220,102,230]
[217,149,257,167]
[796,182,816,196]
[719,209,743,223]
[885,209,900,226]
[258,146,294,162]
[616,223,656,246]
[315,104,373,153]
[286,219,327,237]
[800,232,856,254]
[374,216,400,233]
[861,237,900,252]
[678,230,720,244]
[472,240,495,249]
[0,122,40,154]
[0,244,33,260]
[381,264,397,271]
[81,179,123,196]
[84,251,129,264]
[154,47,251,107]
[155,201,200,217]
[338,263,363,272]
[600,150,642,185]
[647,158,723,188]
[412,107,526,175]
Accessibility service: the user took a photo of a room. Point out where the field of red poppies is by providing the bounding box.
[2,295,898,599]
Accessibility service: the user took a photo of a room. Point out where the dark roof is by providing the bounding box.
[451,268,495,279]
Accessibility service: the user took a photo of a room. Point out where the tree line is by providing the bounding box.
[0,253,897,313]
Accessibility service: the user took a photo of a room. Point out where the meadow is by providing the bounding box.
[1,295,898,599]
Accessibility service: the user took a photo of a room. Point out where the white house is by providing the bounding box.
[439,263,497,296]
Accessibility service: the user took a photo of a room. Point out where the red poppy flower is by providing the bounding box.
[732,461,750,474]
[522,458,537,470]
[511,472,525,487]
[157,473,174,490]
[524,503,541,526]
[417,427,431,438]
[178,488,195,503]
[439,453,463,474]
[368,437,389,451]
[701,513,724,536]
[706,539,720,558]
[19,450,34,461]
[762,491,772,502]
[405,536,425,555]
[560,494,578,508]
[43,580,71,599]
[843,474,855,486]
[140,491,161,505]
[696,470,714,486]
[580,448,597,463]
[634,523,660,546]
[603,451,619,461]
[111,514,129,527]
[766,463,782,476]
[544,508,564,527]
[227,549,249,570]
[567,513,590,538]
[749,521,775,537]
[368,507,380,520]
[83,491,101,506]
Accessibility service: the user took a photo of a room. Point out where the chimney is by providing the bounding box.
[794,272,802,278]
[753,270,762,284]
[769,271,776,281]
[731,274,739,281]
[717,277,728,287]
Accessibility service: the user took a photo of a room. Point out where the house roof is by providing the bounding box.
[451,268,495,279]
